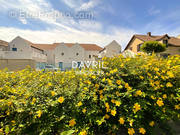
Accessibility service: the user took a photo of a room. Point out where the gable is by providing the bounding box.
[125,36,144,50]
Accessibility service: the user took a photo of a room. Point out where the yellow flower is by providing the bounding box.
[51,91,56,96]
[133,103,141,113]
[47,82,52,87]
[156,98,164,107]
[102,78,106,82]
[58,97,64,104]
[77,101,83,107]
[31,97,36,105]
[11,120,15,123]
[95,84,99,88]
[163,94,167,99]
[115,101,121,107]
[166,82,173,87]
[118,117,125,125]
[149,121,155,127]
[0,128,3,133]
[100,94,103,100]
[151,95,156,100]
[99,90,103,94]
[167,71,174,78]
[135,90,142,96]
[125,83,129,88]
[129,119,133,126]
[104,114,110,119]
[82,108,86,113]
[139,128,146,134]
[84,87,88,90]
[6,111,10,116]
[7,101,12,106]
[118,85,123,89]
[69,119,76,127]
[111,110,117,116]
[125,83,132,91]
[154,67,159,72]
[91,75,96,79]
[128,128,135,135]
[116,91,120,96]
[139,76,144,80]
[175,105,180,110]
[111,99,115,103]
[79,130,87,135]
[36,110,42,118]
[116,80,121,85]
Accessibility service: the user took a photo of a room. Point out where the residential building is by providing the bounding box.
[54,43,103,70]
[0,36,106,70]
[8,36,47,63]
[0,40,8,58]
[124,32,180,56]
[98,40,121,58]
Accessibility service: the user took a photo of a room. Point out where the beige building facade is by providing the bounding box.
[1,36,122,70]
[99,40,121,58]
[124,32,180,56]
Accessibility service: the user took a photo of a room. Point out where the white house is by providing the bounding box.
[0,40,8,58]
[0,36,122,70]
[98,40,121,58]
[54,43,103,70]
[7,36,47,62]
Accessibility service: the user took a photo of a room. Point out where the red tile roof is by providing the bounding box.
[16,36,103,51]
[32,44,57,50]
[0,40,8,46]
[33,43,103,51]
[125,33,180,50]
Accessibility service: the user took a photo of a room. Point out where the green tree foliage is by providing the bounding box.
[141,41,166,54]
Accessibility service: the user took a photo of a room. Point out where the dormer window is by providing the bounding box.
[89,55,91,58]
[61,52,64,56]
[76,53,79,56]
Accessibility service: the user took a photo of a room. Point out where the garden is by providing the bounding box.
[0,54,180,135]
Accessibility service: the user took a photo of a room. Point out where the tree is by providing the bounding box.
[141,41,166,54]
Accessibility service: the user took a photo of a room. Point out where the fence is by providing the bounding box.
[0,59,36,71]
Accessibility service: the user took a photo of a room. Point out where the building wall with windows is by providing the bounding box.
[125,38,143,53]
[54,43,86,70]
[8,36,47,63]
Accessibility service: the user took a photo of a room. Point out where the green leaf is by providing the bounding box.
[60,130,75,135]
[5,125,9,134]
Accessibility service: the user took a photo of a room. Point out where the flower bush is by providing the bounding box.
[0,54,180,135]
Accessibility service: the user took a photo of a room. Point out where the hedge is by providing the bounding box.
[0,54,180,135]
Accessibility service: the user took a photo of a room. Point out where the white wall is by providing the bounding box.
[54,43,86,69]
[8,36,47,62]
[99,40,121,58]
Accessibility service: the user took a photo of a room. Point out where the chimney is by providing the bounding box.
[147,32,151,36]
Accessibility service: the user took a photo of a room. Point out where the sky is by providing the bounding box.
[0,0,180,49]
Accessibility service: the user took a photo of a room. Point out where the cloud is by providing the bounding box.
[60,0,101,11]
[0,0,136,50]
[0,26,135,49]
[148,6,161,16]
[78,0,100,11]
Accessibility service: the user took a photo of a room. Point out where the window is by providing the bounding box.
[161,53,170,58]
[89,55,91,58]
[163,40,168,47]
[61,52,64,56]
[137,44,142,52]
[76,53,79,56]
[12,48,17,51]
